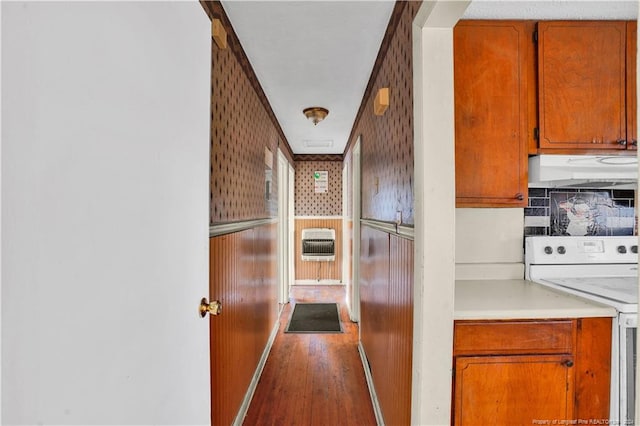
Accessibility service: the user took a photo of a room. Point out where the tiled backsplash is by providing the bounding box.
[525,187,636,236]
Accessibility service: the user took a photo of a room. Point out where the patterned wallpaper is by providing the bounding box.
[346,2,420,225]
[295,161,343,216]
[210,29,283,224]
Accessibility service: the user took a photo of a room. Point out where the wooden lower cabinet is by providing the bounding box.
[455,354,575,425]
[452,318,611,425]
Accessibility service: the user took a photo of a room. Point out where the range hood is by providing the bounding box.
[528,155,638,189]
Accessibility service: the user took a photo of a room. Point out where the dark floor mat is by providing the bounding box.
[285,303,342,333]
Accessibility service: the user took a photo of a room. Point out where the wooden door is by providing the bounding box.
[538,21,627,150]
[454,21,532,207]
[209,225,278,426]
[627,21,637,150]
[454,354,575,425]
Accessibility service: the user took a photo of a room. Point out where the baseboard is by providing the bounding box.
[358,342,385,426]
[347,304,359,323]
[232,306,283,426]
[293,279,343,285]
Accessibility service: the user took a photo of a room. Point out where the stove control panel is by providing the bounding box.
[526,236,639,264]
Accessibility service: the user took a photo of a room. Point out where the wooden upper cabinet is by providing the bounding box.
[538,21,627,150]
[454,21,533,207]
[627,21,637,150]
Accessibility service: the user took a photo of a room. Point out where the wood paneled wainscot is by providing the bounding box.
[294,218,342,283]
[209,223,278,426]
[360,225,413,425]
[452,318,611,425]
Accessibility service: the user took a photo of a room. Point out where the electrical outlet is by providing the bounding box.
[395,210,402,225]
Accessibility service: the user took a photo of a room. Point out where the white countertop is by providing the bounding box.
[455,279,617,320]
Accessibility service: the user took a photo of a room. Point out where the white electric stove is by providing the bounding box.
[525,235,638,425]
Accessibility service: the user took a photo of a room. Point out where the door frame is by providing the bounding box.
[288,162,295,299]
[277,149,292,304]
[411,2,468,423]
[349,137,362,322]
[342,160,350,309]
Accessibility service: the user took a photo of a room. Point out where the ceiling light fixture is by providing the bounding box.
[303,107,329,125]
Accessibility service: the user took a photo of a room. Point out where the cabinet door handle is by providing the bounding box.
[618,139,628,146]
[515,193,524,201]
[632,139,637,147]
[562,359,574,368]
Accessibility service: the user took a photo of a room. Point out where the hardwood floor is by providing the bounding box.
[242,285,377,426]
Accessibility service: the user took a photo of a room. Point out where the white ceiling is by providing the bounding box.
[221,0,395,155]
[221,0,638,155]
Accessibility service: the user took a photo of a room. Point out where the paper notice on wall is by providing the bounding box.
[314,171,328,193]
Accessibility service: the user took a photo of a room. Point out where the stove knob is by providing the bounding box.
[544,246,553,255]
[557,246,566,255]
[632,245,638,254]
[617,245,627,254]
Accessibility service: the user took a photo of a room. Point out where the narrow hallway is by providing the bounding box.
[243,285,377,425]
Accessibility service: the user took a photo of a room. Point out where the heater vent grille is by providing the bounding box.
[301,228,335,262]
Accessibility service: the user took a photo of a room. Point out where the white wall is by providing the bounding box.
[455,208,525,280]
[2,2,211,424]
[412,2,470,424]
[455,209,524,264]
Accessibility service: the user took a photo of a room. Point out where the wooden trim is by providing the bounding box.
[361,218,396,234]
[199,1,295,163]
[361,218,415,240]
[210,218,277,237]
[212,18,227,49]
[373,87,390,116]
[343,1,408,156]
[626,21,637,150]
[294,154,344,162]
[397,224,415,240]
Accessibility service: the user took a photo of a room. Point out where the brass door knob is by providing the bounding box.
[199,297,222,318]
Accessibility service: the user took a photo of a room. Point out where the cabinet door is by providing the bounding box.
[454,21,532,207]
[627,21,637,150]
[454,354,575,426]
[538,21,627,150]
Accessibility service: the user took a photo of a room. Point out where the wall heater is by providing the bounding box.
[301,228,335,262]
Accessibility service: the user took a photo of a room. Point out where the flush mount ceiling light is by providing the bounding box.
[303,107,329,125]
